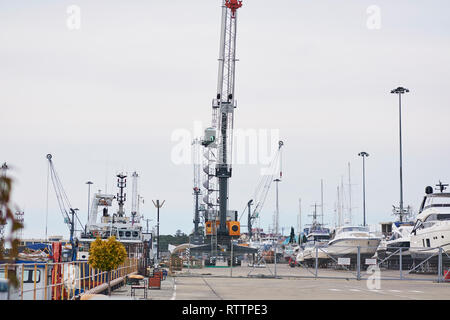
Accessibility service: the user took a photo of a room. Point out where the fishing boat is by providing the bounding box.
[78,172,150,262]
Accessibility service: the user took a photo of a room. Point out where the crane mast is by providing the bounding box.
[192,138,204,244]
[192,0,257,260]
[202,0,242,242]
[215,0,241,239]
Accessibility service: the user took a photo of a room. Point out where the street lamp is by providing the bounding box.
[85,181,93,233]
[358,152,369,226]
[152,200,165,265]
[391,86,409,222]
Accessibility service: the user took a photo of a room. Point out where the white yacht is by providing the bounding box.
[376,222,414,269]
[323,225,381,263]
[302,230,331,267]
[410,183,450,261]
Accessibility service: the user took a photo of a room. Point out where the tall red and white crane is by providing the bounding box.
[195,0,257,257]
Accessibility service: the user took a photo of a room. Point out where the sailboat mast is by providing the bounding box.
[348,162,352,225]
[321,179,324,226]
[298,198,302,237]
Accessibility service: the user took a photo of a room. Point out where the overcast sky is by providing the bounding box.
[1,0,450,239]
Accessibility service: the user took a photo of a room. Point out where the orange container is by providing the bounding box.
[148,276,161,289]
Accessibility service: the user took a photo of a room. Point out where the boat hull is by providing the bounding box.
[410,223,450,260]
[324,238,381,257]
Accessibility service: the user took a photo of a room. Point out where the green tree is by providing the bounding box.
[88,236,127,295]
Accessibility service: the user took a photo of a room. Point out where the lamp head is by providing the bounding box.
[391,87,409,94]
[358,152,369,157]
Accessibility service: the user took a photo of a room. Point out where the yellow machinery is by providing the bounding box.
[205,220,240,237]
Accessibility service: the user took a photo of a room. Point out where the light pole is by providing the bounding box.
[152,200,165,265]
[391,86,409,222]
[274,178,281,237]
[85,181,93,233]
[358,152,369,226]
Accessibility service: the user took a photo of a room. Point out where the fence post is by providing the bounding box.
[33,264,37,300]
[22,264,25,300]
[61,263,64,300]
[438,247,443,283]
[43,264,47,301]
[78,263,82,295]
[230,239,233,278]
[53,263,57,300]
[72,262,75,299]
[399,248,403,280]
[357,246,361,281]
[315,247,319,278]
[274,240,277,278]
[82,263,85,292]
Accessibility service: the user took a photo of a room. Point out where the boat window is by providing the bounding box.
[390,233,399,240]
[133,232,139,238]
[78,243,90,251]
[125,231,131,238]
[24,269,41,283]
[424,214,450,222]
[424,196,450,209]
[412,219,424,232]
[0,279,8,292]
[119,231,124,237]
[342,227,368,233]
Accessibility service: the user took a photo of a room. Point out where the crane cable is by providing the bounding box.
[238,146,282,222]
[48,158,84,232]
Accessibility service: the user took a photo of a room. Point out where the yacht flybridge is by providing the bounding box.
[410,183,450,261]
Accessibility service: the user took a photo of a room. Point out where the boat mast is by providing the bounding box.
[348,162,352,225]
[321,179,324,226]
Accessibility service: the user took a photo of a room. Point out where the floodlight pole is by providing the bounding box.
[391,86,409,222]
[152,200,165,264]
[358,152,369,226]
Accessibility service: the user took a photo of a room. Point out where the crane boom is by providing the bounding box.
[244,141,284,240]
[46,154,82,260]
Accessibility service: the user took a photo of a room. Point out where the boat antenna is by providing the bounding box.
[435,181,448,193]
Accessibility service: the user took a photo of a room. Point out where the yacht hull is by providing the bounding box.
[324,238,381,257]
[410,224,450,260]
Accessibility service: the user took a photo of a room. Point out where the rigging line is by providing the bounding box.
[237,202,248,222]
[49,170,69,224]
[253,151,280,200]
[53,164,72,210]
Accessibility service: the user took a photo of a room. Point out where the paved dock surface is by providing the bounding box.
[104,264,449,300]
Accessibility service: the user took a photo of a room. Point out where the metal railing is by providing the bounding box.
[0,258,139,300]
[178,244,450,283]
